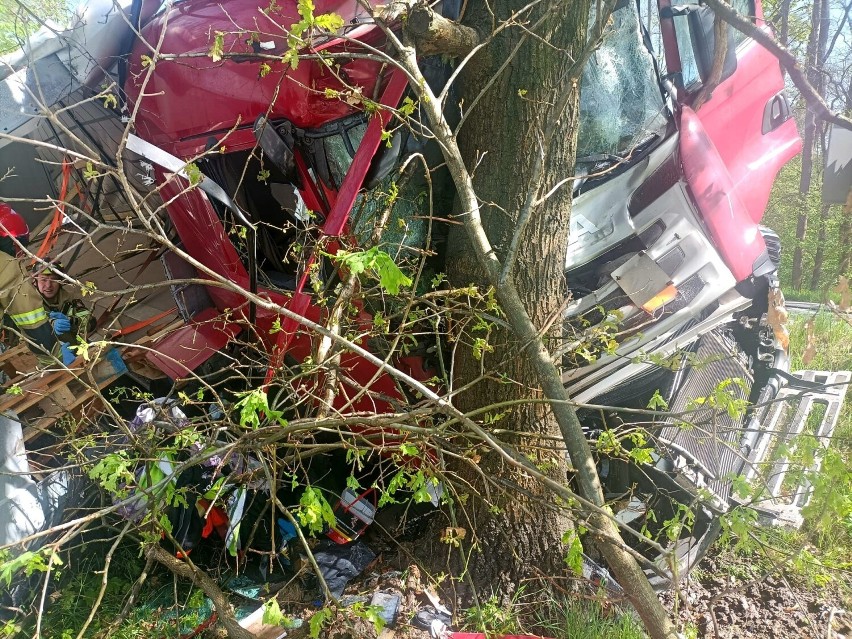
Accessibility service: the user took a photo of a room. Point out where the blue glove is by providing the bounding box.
[60,342,76,365]
[49,311,72,335]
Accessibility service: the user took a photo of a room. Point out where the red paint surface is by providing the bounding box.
[322,70,408,236]
[147,307,242,379]
[127,0,388,158]
[691,27,802,224]
[679,106,766,281]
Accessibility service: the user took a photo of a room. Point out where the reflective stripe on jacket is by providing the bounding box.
[0,252,56,354]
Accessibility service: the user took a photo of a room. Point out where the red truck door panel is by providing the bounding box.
[667,0,802,224]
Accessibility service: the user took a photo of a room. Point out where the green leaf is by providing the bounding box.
[297,486,336,534]
[262,599,294,627]
[399,443,419,457]
[297,0,315,21]
[398,96,417,117]
[332,247,412,294]
[314,12,344,31]
[88,451,135,494]
[233,388,287,429]
[730,473,752,500]
[185,162,203,186]
[308,608,332,638]
[0,549,61,588]
[646,389,668,411]
[83,161,99,181]
[282,48,300,69]
[561,526,586,576]
[209,31,225,62]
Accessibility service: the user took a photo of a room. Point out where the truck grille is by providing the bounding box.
[655,329,753,504]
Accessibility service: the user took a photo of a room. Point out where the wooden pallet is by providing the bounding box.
[0,315,183,441]
[0,346,127,442]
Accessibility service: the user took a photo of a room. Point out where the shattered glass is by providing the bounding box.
[577,2,669,162]
[323,122,367,189]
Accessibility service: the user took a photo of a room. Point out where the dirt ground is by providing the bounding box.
[316,545,852,639]
[213,529,852,639]
[662,552,852,638]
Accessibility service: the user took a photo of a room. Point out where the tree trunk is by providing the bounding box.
[808,202,832,290]
[792,0,826,290]
[838,191,852,279]
[391,5,678,636]
[806,0,832,290]
[441,0,588,594]
[779,0,791,47]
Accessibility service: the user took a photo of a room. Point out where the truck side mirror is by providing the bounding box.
[688,5,737,85]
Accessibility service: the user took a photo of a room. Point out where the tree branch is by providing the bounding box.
[147,545,254,639]
[702,0,852,130]
[403,3,480,57]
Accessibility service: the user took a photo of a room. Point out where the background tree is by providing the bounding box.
[0,0,70,54]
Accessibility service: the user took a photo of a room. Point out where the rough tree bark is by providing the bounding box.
[439,0,585,594]
[809,201,832,290]
[387,2,677,637]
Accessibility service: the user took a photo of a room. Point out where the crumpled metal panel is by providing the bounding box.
[743,369,851,528]
[656,328,753,505]
[0,54,77,138]
[0,414,70,548]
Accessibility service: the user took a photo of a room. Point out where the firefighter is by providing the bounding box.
[33,259,94,365]
[0,202,56,357]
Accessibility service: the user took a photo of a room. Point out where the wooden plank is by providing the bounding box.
[23,372,123,442]
[0,344,38,378]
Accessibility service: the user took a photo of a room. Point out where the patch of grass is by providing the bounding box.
[533,595,647,639]
[788,310,852,372]
[461,588,646,639]
[788,311,852,557]
[784,289,843,304]
[462,594,522,636]
[16,539,212,639]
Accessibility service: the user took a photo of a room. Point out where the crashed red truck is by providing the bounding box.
[0,0,848,620]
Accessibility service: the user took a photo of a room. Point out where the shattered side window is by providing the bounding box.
[323,121,367,189]
[577,2,669,161]
[671,0,755,88]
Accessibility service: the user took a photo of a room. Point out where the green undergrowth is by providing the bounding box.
[711,311,852,594]
[8,540,212,639]
[532,596,647,639]
[461,590,646,639]
[785,312,851,560]
[783,288,844,304]
[709,526,851,596]
[788,309,852,372]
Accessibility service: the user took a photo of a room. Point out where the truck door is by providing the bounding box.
[659,0,802,225]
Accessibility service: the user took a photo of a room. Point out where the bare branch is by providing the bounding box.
[703,0,852,130]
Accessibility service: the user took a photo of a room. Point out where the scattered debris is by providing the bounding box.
[371,591,402,628]
[413,605,453,631]
[314,540,377,599]
[327,488,378,544]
